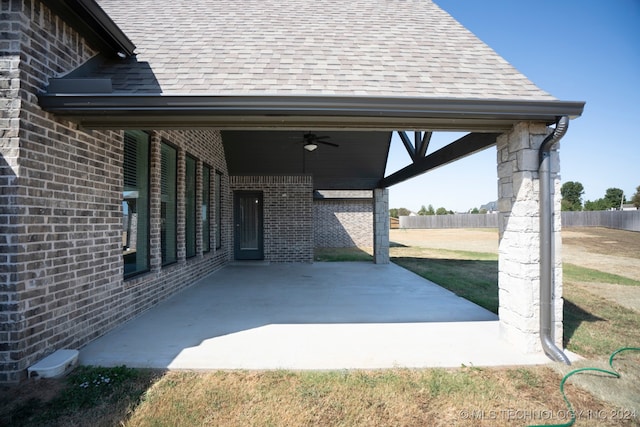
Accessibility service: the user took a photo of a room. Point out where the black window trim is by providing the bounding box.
[123,130,151,280]
[160,139,179,267]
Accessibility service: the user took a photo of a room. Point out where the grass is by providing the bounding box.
[4,366,636,427]
[393,255,499,313]
[314,247,373,262]
[564,263,640,287]
[0,366,159,427]
[562,227,640,260]
[562,285,640,358]
[71,367,629,426]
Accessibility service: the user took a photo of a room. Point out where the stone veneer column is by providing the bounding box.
[373,188,390,264]
[497,122,564,353]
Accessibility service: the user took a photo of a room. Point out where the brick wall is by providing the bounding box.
[313,199,373,248]
[230,176,313,263]
[0,0,23,385]
[0,1,231,383]
[1,0,101,383]
[115,128,230,331]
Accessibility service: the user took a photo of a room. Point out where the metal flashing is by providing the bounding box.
[46,78,113,94]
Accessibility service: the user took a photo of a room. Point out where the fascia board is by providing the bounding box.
[37,94,585,130]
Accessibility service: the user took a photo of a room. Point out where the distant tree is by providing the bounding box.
[417,205,428,216]
[479,208,488,214]
[583,199,608,211]
[435,207,448,215]
[448,210,455,215]
[604,187,625,210]
[426,204,435,215]
[470,207,479,214]
[584,188,626,211]
[389,207,412,217]
[560,181,584,211]
[632,185,640,209]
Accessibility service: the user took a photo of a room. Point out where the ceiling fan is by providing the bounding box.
[299,132,339,152]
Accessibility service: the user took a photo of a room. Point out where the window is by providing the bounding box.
[185,155,197,258]
[123,131,150,277]
[202,165,211,253]
[161,142,177,265]
[215,171,222,249]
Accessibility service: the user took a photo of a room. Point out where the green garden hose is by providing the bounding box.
[529,346,640,427]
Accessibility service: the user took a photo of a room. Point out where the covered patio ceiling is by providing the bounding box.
[222,130,392,190]
[220,129,504,190]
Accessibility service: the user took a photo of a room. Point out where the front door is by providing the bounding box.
[234,191,264,260]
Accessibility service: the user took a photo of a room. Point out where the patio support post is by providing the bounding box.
[496,122,564,353]
[373,188,390,264]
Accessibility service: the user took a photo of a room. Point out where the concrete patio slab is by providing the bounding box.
[79,262,555,370]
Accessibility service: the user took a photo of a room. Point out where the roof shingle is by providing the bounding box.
[86,0,555,100]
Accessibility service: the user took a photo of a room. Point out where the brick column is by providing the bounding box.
[0,48,23,384]
[373,188,390,264]
[149,133,163,272]
[496,122,563,353]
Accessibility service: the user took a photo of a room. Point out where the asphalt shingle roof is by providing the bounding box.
[89,0,555,100]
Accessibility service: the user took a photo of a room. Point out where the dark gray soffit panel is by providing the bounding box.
[222,131,392,190]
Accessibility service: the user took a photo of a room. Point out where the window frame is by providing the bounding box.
[185,154,197,259]
[202,163,212,253]
[160,140,178,266]
[215,170,223,250]
[123,130,150,279]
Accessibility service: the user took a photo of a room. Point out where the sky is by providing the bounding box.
[385,0,640,213]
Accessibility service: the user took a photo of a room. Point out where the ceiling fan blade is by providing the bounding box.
[318,140,339,147]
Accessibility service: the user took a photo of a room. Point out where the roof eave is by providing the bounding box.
[37,94,585,131]
[44,0,136,57]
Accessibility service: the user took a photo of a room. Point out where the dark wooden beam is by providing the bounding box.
[417,131,432,157]
[379,132,501,188]
[398,131,416,160]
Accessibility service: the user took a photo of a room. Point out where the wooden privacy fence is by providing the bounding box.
[398,210,640,231]
[399,213,498,229]
[561,210,640,232]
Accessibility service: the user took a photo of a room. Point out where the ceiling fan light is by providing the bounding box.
[304,142,318,152]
